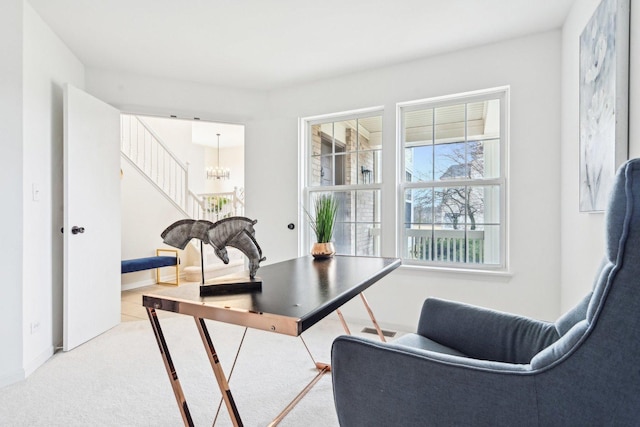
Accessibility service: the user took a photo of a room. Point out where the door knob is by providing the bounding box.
[71,226,85,235]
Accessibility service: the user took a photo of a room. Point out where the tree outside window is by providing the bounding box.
[401,90,506,268]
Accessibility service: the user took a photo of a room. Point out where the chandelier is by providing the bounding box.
[206,133,230,180]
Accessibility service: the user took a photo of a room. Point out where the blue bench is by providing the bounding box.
[121,249,180,286]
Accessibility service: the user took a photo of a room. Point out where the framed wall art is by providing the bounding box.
[579,0,630,212]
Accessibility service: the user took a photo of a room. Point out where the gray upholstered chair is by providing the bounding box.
[331,158,640,426]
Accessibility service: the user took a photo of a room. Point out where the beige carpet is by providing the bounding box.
[0,314,390,426]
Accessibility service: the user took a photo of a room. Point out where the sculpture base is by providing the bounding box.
[200,276,262,296]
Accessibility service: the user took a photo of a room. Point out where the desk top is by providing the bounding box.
[142,255,400,336]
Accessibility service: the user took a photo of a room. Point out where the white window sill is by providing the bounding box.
[399,263,513,278]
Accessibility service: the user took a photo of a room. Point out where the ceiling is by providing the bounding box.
[192,120,244,148]
[27,0,576,91]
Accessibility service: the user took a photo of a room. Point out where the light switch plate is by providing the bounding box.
[32,183,40,201]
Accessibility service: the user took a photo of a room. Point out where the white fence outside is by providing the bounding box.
[405,228,485,264]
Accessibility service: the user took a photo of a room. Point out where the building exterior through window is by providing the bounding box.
[305,111,383,256]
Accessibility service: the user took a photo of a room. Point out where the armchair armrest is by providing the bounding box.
[331,335,537,427]
[418,298,559,364]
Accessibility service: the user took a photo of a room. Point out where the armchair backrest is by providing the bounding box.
[532,158,640,370]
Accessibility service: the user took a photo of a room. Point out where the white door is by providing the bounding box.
[63,84,121,351]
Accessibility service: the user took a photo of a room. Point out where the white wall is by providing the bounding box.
[0,0,25,388]
[2,0,584,389]
[86,73,263,289]
[248,31,563,330]
[86,31,563,332]
[0,1,85,387]
[560,0,640,312]
[120,159,187,288]
[10,0,637,387]
[22,2,85,373]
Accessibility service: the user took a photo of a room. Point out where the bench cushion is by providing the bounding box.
[121,256,177,274]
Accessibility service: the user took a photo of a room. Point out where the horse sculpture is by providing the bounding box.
[160,217,265,279]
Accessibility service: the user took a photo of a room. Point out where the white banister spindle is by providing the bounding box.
[184,163,189,209]
[162,151,166,190]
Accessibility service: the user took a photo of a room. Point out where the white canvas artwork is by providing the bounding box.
[579,0,629,212]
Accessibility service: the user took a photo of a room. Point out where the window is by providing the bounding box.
[399,88,508,269]
[304,110,383,256]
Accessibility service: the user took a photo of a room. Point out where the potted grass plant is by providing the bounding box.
[308,194,338,258]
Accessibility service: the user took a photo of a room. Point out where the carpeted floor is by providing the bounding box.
[0,314,394,426]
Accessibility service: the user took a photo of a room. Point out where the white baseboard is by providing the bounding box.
[23,346,54,378]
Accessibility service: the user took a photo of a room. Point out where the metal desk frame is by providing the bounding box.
[143,256,400,426]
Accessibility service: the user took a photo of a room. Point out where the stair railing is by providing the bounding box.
[188,189,206,219]
[121,115,245,223]
[199,187,245,222]
[120,114,190,216]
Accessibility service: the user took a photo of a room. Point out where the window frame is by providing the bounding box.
[397,87,509,271]
[300,106,385,257]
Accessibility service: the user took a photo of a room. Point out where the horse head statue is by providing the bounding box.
[160,217,266,279]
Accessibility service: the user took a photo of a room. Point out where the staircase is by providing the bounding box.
[120,114,245,281]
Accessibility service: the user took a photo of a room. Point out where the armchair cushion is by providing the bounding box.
[418,298,559,364]
[393,333,467,357]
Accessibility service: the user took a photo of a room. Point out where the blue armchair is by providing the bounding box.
[331,159,640,426]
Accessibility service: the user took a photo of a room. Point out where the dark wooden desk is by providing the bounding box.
[143,255,400,426]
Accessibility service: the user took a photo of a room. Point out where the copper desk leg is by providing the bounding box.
[268,363,331,427]
[146,308,194,427]
[335,309,351,335]
[276,291,386,424]
[360,292,387,342]
[270,294,383,425]
[335,294,386,342]
[194,317,243,427]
